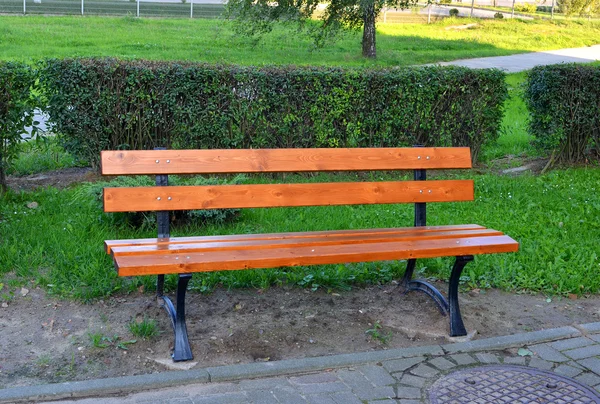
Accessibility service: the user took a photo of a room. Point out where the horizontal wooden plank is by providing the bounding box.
[101,147,472,175]
[114,235,519,277]
[110,228,503,256]
[103,180,474,212]
[105,224,486,254]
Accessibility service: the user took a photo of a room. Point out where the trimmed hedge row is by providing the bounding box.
[525,64,600,163]
[0,62,38,192]
[40,58,507,167]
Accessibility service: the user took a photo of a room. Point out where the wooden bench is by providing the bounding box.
[101,147,519,361]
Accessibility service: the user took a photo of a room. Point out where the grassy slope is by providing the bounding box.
[1,16,600,66]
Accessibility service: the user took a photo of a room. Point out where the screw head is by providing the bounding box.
[155,160,159,163]
[168,197,172,201]
[157,197,161,201]
[166,160,171,163]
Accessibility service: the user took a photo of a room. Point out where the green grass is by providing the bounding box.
[480,72,537,162]
[128,317,159,339]
[1,169,599,299]
[9,137,79,175]
[1,15,600,66]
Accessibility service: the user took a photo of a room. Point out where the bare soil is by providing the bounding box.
[2,167,599,389]
[1,282,600,389]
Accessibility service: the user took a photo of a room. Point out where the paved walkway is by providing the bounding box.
[2,323,599,403]
[434,44,600,73]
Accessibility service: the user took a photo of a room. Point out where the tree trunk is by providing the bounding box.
[0,165,6,195]
[362,2,377,59]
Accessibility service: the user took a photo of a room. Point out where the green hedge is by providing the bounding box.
[0,62,38,192]
[41,58,507,167]
[525,64,600,163]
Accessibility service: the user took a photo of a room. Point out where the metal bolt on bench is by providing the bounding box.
[101,146,519,361]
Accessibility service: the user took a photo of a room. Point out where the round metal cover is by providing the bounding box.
[429,365,600,404]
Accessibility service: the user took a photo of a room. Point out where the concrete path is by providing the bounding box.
[2,323,599,403]
[434,44,600,73]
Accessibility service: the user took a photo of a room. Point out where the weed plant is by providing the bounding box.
[128,317,159,339]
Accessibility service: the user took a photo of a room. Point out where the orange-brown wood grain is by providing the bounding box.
[114,235,519,277]
[110,228,503,256]
[103,180,474,212]
[104,224,486,253]
[101,147,472,175]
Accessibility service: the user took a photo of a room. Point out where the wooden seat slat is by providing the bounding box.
[114,235,519,277]
[105,224,486,253]
[101,147,472,176]
[110,228,504,257]
[103,180,474,212]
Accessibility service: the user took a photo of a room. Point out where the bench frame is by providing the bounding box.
[102,146,518,361]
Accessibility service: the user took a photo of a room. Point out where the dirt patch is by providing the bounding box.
[1,283,599,388]
[6,167,98,192]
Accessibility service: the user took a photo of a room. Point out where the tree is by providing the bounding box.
[558,0,600,16]
[226,0,419,59]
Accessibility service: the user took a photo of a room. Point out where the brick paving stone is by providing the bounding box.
[502,356,527,365]
[336,369,373,390]
[528,358,554,371]
[575,372,600,386]
[329,391,364,404]
[358,364,397,386]
[191,392,249,404]
[239,377,291,390]
[290,373,340,385]
[428,357,456,371]
[295,382,349,395]
[246,390,279,404]
[306,394,337,404]
[529,343,570,363]
[566,360,585,369]
[475,353,500,364]
[397,401,420,404]
[551,337,594,351]
[562,344,600,360]
[398,374,427,388]
[185,383,241,395]
[170,399,194,404]
[272,388,309,404]
[367,400,398,404]
[355,386,396,401]
[588,334,600,343]
[409,364,439,378]
[396,386,421,399]
[449,353,476,366]
[553,364,583,378]
[383,357,425,373]
[578,357,600,374]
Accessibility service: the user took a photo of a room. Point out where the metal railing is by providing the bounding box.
[0,0,225,18]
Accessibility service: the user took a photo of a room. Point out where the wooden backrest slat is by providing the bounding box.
[103,180,474,212]
[101,148,472,175]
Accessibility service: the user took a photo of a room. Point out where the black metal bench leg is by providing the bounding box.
[448,255,474,337]
[402,259,449,316]
[157,274,194,361]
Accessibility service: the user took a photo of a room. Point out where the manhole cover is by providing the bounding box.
[429,365,600,403]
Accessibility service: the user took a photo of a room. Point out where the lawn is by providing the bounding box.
[1,15,600,66]
[1,15,599,302]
